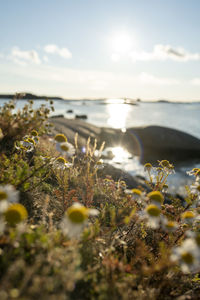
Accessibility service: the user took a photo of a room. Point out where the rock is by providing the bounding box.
[98,164,150,190]
[50,118,200,164]
[75,114,88,120]
[50,114,64,118]
[67,109,73,113]
[127,125,200,163]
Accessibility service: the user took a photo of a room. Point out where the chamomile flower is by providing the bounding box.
[54,133,67,143]
[145,204,162,229]
[4,203,28,226]
[53,157,72,170]
[0,185,19,213]
[147,191,164,207]
[57,142,75,157]
[181,211,195,225]
[171,238,200,273]
[144,163,152,172]
[161,217,178,232]
[60,203,99,238]
[131,188,145,205]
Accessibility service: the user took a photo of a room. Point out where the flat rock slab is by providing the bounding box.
[50,118,200,163]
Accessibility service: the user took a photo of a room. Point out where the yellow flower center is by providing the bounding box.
[181,251,194,264]
[146,204,161,217]
[160,160,170,168]
[67,206,88,224]
[56,157,67,164]
[147,191,164,204]
[144,163,152,171]
[31,130,38,136]
[165,221,176,229]
[27,138,35,145]
[60,144,70,152]
[181,211,195,220]
[132,189,142,196]
[195,234,200,246]
[0,190,7,201]
[54,134,67,143]
[4,204,28,226]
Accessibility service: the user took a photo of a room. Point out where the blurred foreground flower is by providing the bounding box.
[60,203,99,238]
[53,157,73,170]
[0,185,19,213]
[145,204,161,229]
[171,238,200,273]
[4,203,28,226]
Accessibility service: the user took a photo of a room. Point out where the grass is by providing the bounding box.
[0,97,200,299]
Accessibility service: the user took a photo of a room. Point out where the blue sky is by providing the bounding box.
[1,0,200,100]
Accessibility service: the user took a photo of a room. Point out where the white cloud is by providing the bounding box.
[139,72,180,85]
[44,44,72,59]
[190,78,200,85]
[9,47,41,65]
[130,44,200,62]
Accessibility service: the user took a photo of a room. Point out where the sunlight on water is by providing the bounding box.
[107,102,131,129]
[112,146,130,163]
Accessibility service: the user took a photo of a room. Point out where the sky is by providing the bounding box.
[1,0,200,101]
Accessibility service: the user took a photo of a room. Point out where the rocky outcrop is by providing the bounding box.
[50,117,200,164]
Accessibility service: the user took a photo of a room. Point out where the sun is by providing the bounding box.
[110,31,133,54]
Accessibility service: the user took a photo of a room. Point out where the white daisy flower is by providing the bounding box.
[53,157,73,170]
[145,204,162,229]
[171,238,200,273]
[161,217,178,232]
[0,185,19,213]
[181,210,195,225]
[60,203,99,238]
[56,142,75,157]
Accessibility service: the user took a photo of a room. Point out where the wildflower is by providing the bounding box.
[54,133,67,143]
[57,141,75,157]
[162,217,178,232]
[53,157,72,170]
[131,189,145,205]
[144,163,152,172]
[0,185,19,213]
[181,211,195,225]
[31,130,38,137]
[4,203,28,226]
[145,204,161,229]
[187,168,200,178]
[171,238,200,273]
[158,160,175,174]
[60,203,99,238]
[147,191,164,207]
[95,159,104,170]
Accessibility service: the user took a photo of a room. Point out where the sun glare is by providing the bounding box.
[110,32,133,54]
[112,147,130,163]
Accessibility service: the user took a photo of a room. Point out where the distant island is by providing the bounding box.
[0,93,64,101]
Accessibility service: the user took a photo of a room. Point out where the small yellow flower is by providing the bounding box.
[4,203,28,226]
[147,191,164,205]
[181,211,195,220]
[144,163,152,172]
[66,205,88,224]
[146,204,161,217]
[132,188,142,196]
[159,160,170,168]
[54,134,67,143]
[60,203,99,238]
[31,130,38,136]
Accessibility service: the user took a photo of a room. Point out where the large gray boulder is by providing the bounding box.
[50,118,200,164]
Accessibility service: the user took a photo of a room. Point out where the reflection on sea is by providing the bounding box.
[106,102,131,129]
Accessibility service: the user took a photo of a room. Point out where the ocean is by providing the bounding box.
[1,98,200,194]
